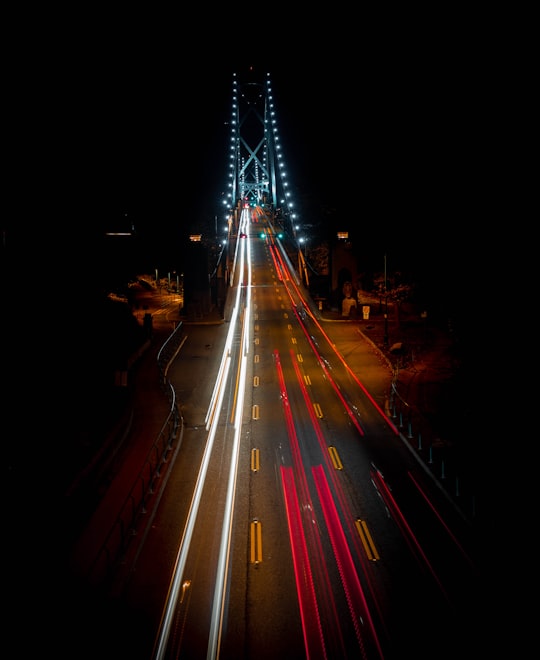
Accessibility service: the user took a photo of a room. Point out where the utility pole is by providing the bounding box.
[383,254,389,346]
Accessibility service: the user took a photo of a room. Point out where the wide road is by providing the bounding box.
[97,208,478,660]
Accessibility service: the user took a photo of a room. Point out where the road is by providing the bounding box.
[50,209,479,659]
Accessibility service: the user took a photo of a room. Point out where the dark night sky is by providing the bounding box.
[4,24,491,309]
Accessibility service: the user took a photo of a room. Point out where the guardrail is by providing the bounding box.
[87,323,185,587]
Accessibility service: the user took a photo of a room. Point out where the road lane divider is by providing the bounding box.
[250,520,263,564]
[328,445,343,470]
[251,448,260,472]
[355,518,380,561]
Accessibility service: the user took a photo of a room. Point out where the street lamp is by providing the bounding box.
[298,237,309,287]
[383,254,389,346]
[383,297,389,346]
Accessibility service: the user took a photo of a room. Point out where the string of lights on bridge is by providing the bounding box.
[220,71,301,247]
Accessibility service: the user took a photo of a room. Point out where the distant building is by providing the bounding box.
[331,239,358,297]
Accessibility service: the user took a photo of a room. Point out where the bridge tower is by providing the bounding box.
[225,69,287,215]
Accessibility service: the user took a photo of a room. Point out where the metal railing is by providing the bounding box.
[87,323,185,587]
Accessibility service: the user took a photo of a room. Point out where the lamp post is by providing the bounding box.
[298,237,309,287]
[383,254,389,346]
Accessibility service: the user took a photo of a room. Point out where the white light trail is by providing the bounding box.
[153,207,253,660]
